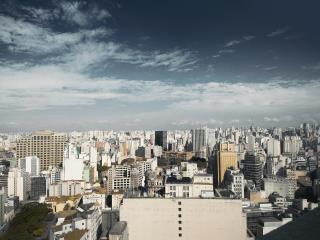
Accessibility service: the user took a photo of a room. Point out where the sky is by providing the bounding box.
[0,0,320,132]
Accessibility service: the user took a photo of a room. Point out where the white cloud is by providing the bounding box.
[263,66,278,71]
[1,64,319,116]
[243,35,255,41]
[218,49,234,54]
[224,40,241,47]
[267,27,290,37]
[59,1,111,26]
[0,15,112,54]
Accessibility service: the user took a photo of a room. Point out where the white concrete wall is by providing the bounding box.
[120,198,247,240]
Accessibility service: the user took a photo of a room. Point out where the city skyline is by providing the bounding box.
[1,0,320,131]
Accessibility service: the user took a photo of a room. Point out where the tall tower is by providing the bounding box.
[243,151,264,190]
[214,143,237,186]
[191,128,207,158]
[155,131,168,151]
[16,130,67,171]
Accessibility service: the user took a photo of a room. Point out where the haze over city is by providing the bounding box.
[1,0,320,132]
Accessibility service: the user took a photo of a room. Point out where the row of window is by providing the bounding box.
[178,202,182,237]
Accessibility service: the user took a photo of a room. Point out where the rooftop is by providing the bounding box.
[166,176,192,184]
[64,229,88,240]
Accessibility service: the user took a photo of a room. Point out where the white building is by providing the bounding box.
[267,138,281,157]
[49,181,82,197]
[120,198,247,240]
[247,135,256,153]
[7,168,30,201]
[283,136,303,155]
[180,162,198,178]
[82,193,106,208]
[224,168,244,198]
[62,144,84,181]
[165,174,213,198]
[18,156,40,176]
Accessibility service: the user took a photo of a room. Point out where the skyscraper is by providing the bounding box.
[214,143,237,186]
[18,156,40,176]
[7,168,30,201]
[155,131,168,150]
[267,138,281,157]
[243,152,264,190]
[0,193,5,226]
[16,130,67,170]
[191,128,207,158]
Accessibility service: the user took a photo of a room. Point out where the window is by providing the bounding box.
[178,221,182,224]
[178,201,181,205]
[179,233,182,237]
[178,208,181,211]
[178,214,182,218]
[179,227,182,230]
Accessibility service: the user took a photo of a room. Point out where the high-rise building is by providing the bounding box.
[155,131,168,150]
[106,165,131,194]
[7,168,30,201]
[30,176,47,199]
[247,135,256,153]
[191,128,207,157]
[0,193,5,226]
[62,144,84,181]
[214,143,237,186]
[267,138,281,157]
[16,130,67,170]
[224,168,244,198]
[18,156,40,176]
[282,136,303,156]
[243,152,263,190]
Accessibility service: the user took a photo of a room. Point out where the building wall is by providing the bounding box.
[16,131,67,170]
[120,198,247,240]
[216,143,237,186]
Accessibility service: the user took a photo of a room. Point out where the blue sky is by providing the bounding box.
[0,0,320,131]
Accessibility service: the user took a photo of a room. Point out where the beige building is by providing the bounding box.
[215,143,238,186]
[16,130,67,170]
[120,198,247,240]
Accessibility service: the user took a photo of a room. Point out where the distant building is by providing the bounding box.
[267,138,281,157]
[282,136,303,156]
[224,168,244,198]
[191,128,207,158]
[7,168,29,201]
[62,144,84,181]
[106,165,131,195]
[48,181,82,197]
[243,151,264,190]
[30,176,47,200]
[155,131,168,150]
[165,174,213,198]
[18,156,40,176]
[16,130,67,170]
[263,177,296,199]
[0,193,5,226]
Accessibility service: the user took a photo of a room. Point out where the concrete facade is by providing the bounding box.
[120,198,247,240]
